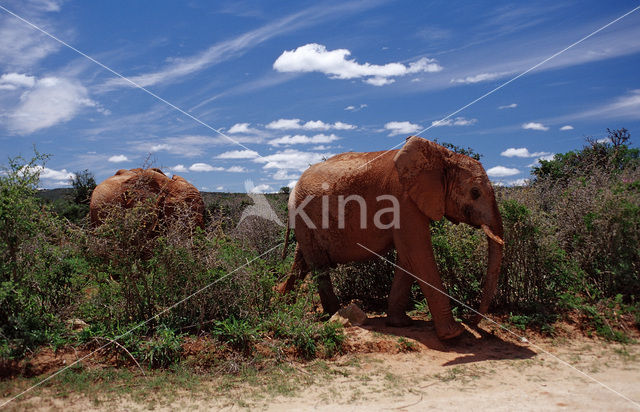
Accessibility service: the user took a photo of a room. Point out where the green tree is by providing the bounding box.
[532,128,638,182]
[71,169,96,205]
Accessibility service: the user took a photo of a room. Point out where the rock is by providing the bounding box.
[329,313,352,327]
[331,303,368,326]
[66,318,89,331]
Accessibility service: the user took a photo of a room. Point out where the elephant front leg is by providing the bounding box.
[393,216,464,340]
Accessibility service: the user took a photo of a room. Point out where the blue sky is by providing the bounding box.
[1,0,639,191]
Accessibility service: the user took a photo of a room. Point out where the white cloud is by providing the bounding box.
[226,165,247,173]
[103,2,378,89]
[287,180,297,189]
[134,135,259,158]
[564,90,640,121]
[170,164,188,173]
[384,121,421,136]
[227,123,260,134]
[431,117,477,127]
[107,155,129,163]
[6,77,96,135]
[486,166,520,177]
[215,185,224,191]
[250,184,274,194]
[451,72,504,84]
[527,154,556,168]
[273,43,442,86]
[265,118,355,131]
[522,122,549,131]
[189,163,224,172]
[560,125,574,130]
[498,103,517,110]
[493,178,529,187]
[188,162,248,173]
[344,103,367,112]
[273,169,300,180]
[500,147,550,158]
[27,165,75,186]
[0,73,36,90]
[0,18,60,71]
[268,133,340,146]
[254,149,333,172]
[216,149,260,159]
[266,118,301,130]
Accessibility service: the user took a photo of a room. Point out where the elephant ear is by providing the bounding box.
[393,137,449,222]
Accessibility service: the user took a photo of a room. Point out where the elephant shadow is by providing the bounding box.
[360,317,536,366]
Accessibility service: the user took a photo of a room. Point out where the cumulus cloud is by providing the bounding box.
[226,165,248,173]
[170,164,188,173]
[26,165,75,186]
[500,148,550,158]
[522,122,549,131]
[265,118,355,131]
[253,149,332,172]
[384,121,421,136]
[486,166,520,177]
[493,178,529,187]
[431,117,477,127]
[268,133,340,146]
[498,103,517,110]
[273,169,300,180]
[0,73,36,90]
[189,163,224,172]
[216,149,260,159]
[451,72,505,84]
[6,76,97,135]
[108,155,129,163]
[188,163,247,173]
[249,184,274,194]
[227,123,260,134]
[560,125,574,130]
[273,43,442,86]
[527,154,556,167]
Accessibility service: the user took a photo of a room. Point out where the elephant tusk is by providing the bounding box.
[481,224,504,245]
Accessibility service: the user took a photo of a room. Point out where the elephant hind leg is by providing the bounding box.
[276,244,309,294]
[316,271,340,315]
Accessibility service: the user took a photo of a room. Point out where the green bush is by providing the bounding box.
[0,152,86,358]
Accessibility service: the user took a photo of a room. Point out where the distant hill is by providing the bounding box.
[37,188,287,209]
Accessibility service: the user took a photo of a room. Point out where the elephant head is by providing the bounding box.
[394,137,504,322]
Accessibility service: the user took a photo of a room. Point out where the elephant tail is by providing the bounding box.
[281,220,291,260]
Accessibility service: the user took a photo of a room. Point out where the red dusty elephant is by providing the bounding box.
[89,168,205,229]
[278,137,504,341]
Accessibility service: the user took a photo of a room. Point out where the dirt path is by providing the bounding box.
[3,319,640,411]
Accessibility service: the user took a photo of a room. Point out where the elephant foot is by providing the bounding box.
[386,313,413,327]
[275,277,296,295]
[435,321,465,341]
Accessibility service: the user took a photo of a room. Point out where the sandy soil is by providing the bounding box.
[2,318,640,411]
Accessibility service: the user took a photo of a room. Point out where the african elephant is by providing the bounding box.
[277,137,504,340]
[90,168,205,229]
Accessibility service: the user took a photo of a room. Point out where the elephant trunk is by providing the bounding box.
[472,212,504,325]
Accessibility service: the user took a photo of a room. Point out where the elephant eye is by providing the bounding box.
[471,187,481,200]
